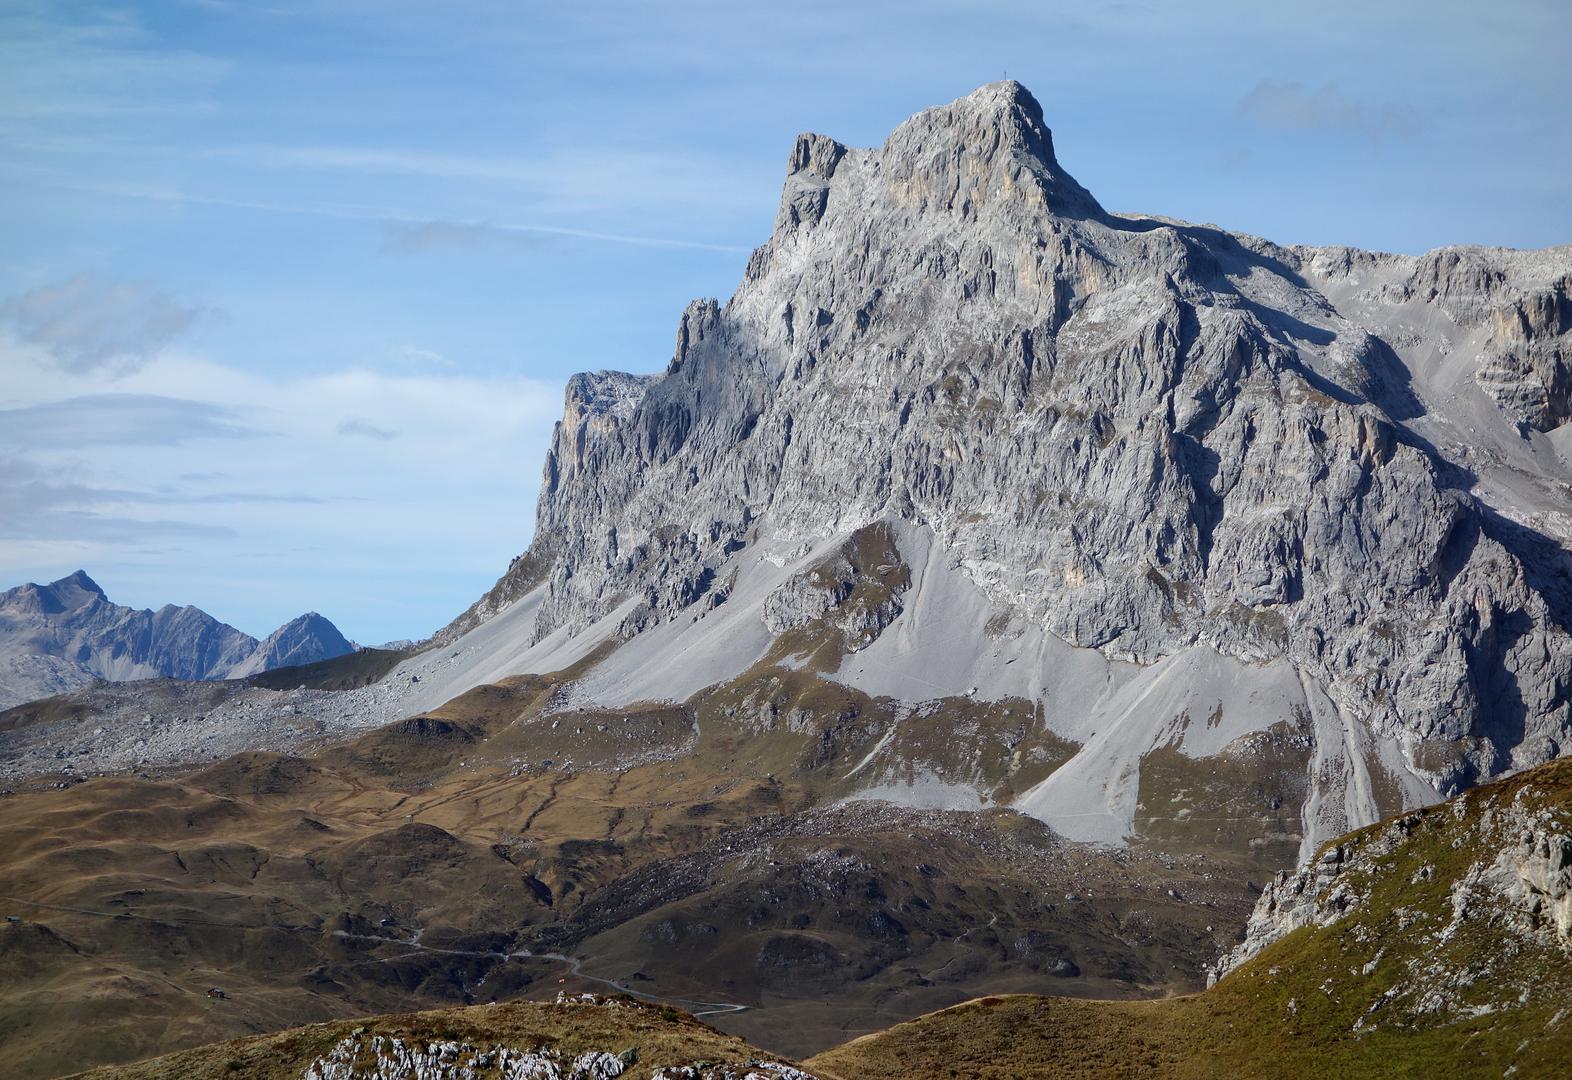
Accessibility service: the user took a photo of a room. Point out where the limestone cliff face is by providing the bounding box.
[495,81,1572,801]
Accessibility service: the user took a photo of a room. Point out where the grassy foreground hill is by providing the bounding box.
[810,757,1572,1079]
[64,996,821,1079]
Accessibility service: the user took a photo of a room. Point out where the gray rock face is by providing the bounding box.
[0,571,353,708]
[760,524,909,651]
[484,80,1572,811]
[24,82,1566,857]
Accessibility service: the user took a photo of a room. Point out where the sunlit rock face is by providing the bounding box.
[424,81,1572,850]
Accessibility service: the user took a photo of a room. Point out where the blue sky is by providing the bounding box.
[2,0,1568,645]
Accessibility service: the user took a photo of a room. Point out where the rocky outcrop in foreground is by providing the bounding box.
[1212,758,1572,1027]
[301,1029,820,1080]
[302,1033,629,1080]
[66,995,822,1080]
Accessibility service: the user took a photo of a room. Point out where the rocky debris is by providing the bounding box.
[0,677,363,781]
[554,992,634,1008]
[302,1033,626,1080]
[1210,766,1572,1027]
[0,570,352,710]
[297,1016,820,1080]
[649,1065,818,1080]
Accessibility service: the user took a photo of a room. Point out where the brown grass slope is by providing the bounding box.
[243,647,408,693]
[0,632,1258,1078]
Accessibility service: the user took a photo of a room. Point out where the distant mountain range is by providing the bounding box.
[0,570,352,709]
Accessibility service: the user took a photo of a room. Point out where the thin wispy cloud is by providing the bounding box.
[1238,80,1423,139]
[385,218,752,255]
[0,508,236,544]
[42,179,753,254]
[145,486,332,505]
[0,454,237,543]
[0,274,202,374]
[381,220,562,254]
[337,417,398,440]
[211,144,548,183]
[0,394,267,447]
[206,141,772,215]
[0,6,229,123]
[383,346,453,370]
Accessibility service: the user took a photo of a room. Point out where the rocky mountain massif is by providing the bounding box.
[379,78,1572,859]
[0,571,353,709]
[10,81,1571,851]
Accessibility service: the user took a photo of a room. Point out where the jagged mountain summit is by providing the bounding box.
[0,570,353,708]
[383,79,1572,857]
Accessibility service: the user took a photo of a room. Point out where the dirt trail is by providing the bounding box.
[329,928,749,1018]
